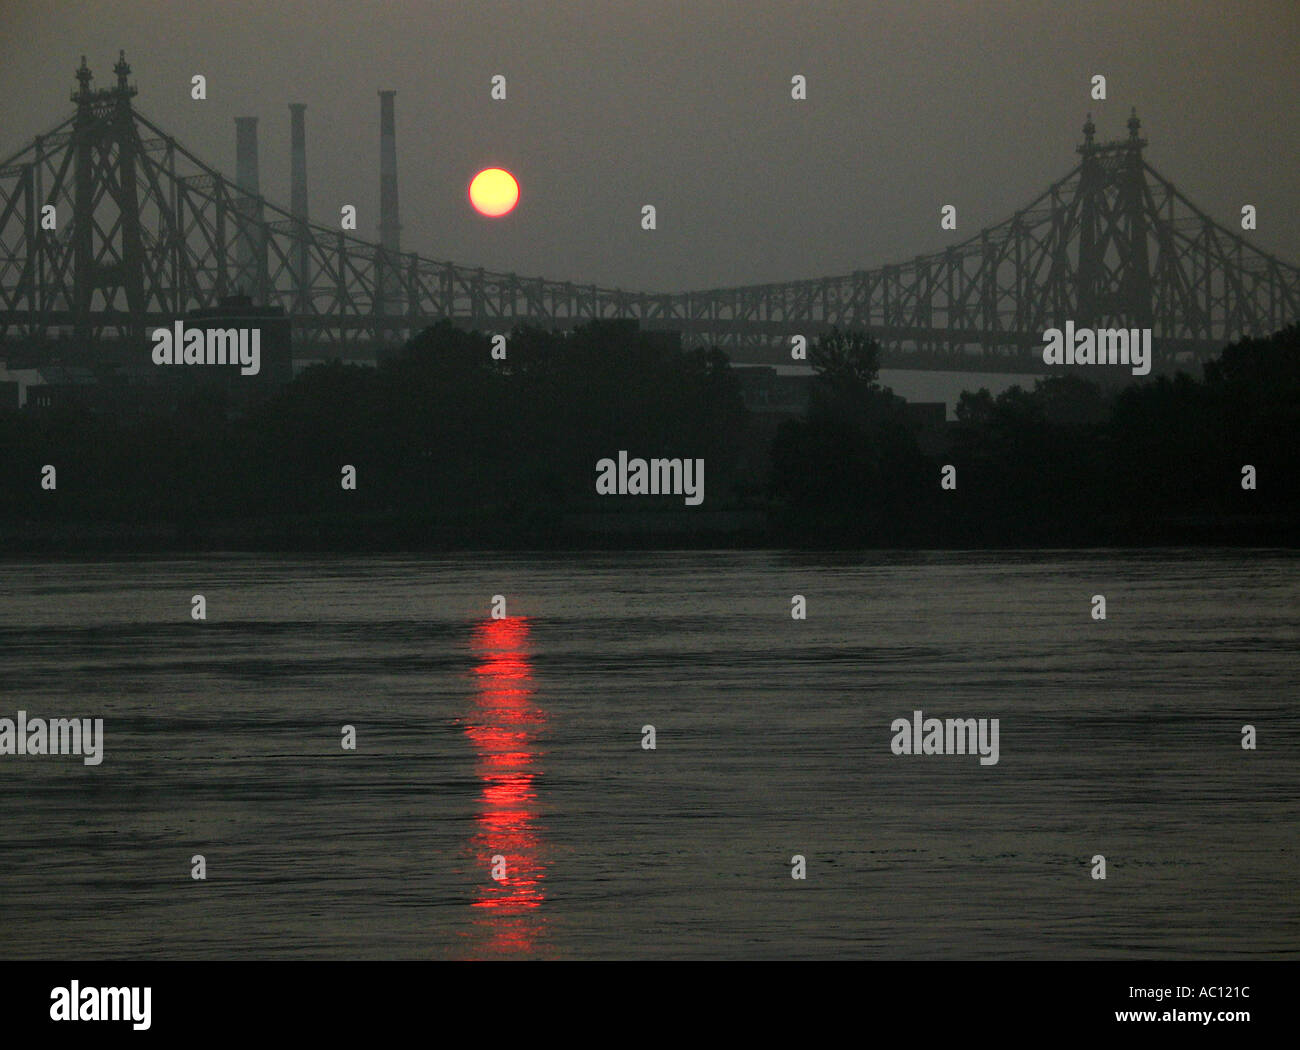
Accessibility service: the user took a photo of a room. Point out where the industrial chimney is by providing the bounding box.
[289,103,309,311]
[378,91,400,254]
[234,116,260,196]
[233,116,262,300]
[377,90,402,314]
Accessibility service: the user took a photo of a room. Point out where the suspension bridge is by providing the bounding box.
[1,53,1296,373]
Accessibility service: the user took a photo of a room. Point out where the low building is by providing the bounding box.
[733,366,812,417]
[179,294,293,395]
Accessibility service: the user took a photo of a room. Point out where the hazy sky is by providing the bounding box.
[1,0,1296,293]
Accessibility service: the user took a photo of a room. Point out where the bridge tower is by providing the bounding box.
[1075,108,1154,330]
[70,52,147,346]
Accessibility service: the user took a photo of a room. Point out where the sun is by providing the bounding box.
[469,168,519,217]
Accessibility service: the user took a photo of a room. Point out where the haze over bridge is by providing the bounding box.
[1,54,1297,373]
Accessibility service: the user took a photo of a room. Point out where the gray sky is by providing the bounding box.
[1,0,1296,293]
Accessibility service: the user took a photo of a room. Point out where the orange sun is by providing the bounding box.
[469,168,519,217]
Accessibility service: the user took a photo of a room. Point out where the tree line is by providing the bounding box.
[1,317,1295,548]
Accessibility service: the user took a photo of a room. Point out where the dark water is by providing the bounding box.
[1,550,1296,959]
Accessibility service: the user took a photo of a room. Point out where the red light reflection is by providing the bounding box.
[464,615,547,954]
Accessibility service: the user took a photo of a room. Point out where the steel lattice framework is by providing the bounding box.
[2,56,1298,370]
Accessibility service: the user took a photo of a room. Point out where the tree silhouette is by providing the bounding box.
[809,327,881,387]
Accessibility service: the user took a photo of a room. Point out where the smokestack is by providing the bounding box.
[234,116,260,196]
[378,90,400,253]
[289,103,309,311]
[289,104,308,221]
[234,116,261,299]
